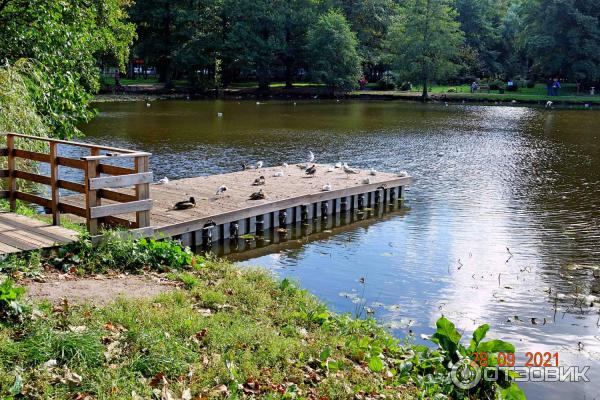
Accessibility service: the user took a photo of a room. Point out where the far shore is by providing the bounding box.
[94,84,600,107]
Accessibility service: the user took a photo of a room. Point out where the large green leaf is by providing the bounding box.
[368,356,384,372]
[500,383,526,400]
[468,323,489,352]
[478,339,515,354]
[431,317,462,355]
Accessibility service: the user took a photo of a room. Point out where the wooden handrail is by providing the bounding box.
[0,132,153,238]
[0,131,142,154]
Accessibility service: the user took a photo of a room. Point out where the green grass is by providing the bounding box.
[357,83,599,103]
[0,235,522,399]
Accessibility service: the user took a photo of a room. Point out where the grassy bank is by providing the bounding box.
[1,235,524,399]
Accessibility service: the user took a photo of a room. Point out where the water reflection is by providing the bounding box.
[83,100,600,398]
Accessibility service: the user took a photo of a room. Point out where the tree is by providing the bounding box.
[387,0,465,99]
[307,10,362,93]
[327,0,400,80]
[519,0,600,83]
[453,0,506,77]
[0,0,135,138]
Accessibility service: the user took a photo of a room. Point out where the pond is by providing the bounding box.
[83,99,600,399]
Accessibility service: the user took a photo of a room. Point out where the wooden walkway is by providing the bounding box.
[0,212,78,254]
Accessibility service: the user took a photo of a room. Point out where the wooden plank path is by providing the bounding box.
[61,163,410,246]
[0,212,79,254]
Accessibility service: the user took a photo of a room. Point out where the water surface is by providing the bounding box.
[83,100,600,398]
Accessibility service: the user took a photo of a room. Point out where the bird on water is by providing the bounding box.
[249,189,265,200]
[173,197,196,210]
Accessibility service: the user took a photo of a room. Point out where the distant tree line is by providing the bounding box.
[128,0,600,95]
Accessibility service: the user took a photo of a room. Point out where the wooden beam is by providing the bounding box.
[13,149,51,163]
[49,142,60,225]
[58,202,87,218]
[0,132,142,154]
[7,134,15,210]
[97,189,137,203]
[98,164,135,176]
[14,191,51,208]
[13,170,51,186]
[84,151,100,235]
[57,180,86,194]
[89,199,153,219]
[135,156,151,228]
[56,157,86,170]
[81,151,152,161]
[89,172,153,190]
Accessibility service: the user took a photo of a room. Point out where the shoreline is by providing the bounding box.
[94,86,600,107]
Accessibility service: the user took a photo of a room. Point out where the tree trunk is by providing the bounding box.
[421,78,428,101]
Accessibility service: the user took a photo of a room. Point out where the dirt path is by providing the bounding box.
[24,274,178,306]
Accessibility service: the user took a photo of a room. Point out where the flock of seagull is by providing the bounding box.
[159,151,409,210]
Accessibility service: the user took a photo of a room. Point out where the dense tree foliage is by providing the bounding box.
[0,0,135,138]
[125,0,600,93]
[387,0,465,98]
[307,10,362,92]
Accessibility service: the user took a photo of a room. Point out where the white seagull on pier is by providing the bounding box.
[156,177,169,185]
[342,164,359,178]
[362,177,371,184]
[369,167,377,176]
[397,170,409,177]
[322,183,332,191]
[273,169,284,177]
[256,161,264,169]
[215,185,228,195]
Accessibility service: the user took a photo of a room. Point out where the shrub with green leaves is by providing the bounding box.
[0,278,25,322]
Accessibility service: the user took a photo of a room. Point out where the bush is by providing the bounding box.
[44,232,196,274]
[0,278,25,322]
[376,71,396,90]
[526,80,536,88]
[489,80,504,90]
[398,81,412,91]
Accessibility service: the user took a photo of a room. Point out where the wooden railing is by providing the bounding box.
[0,132,153,236]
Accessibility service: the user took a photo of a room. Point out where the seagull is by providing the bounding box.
[322,183,332,191]
[256,161,264,169]
[305,164,316,177]
[217,112,223,117]
[334,162,342,169]
[297,163,308,170]
[156,177,169,185]
[369,168,377,176]
[308,151,315,163]
[546,101,553,108]
[273,169,284,177]
[146,102,151,107]
[397,170,409,178]
[215,185,227,195]
[173,197,195,210]
[342,164,359,178]
[362,177,371,184]
[249,189,265,200]
[327,166,335,172]
[282,163,288,168]
[253,176,266,186]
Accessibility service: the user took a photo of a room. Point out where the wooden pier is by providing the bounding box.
[1,132,410,253]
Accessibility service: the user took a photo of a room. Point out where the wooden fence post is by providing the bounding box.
[49,142,60,225]
[84,149,100,235]
[135,155,151,228]
[6,134,16,211]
